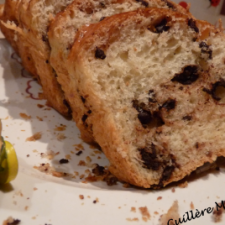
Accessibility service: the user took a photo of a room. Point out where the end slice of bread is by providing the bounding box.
[67,8,225,188]
[0,0,74,117]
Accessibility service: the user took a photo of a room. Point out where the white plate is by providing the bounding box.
[0,39,225,225]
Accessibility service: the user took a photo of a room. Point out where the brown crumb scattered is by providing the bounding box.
[178,181,188,188]
[139,206,151,222]
[57,133,66,141]
[85,169,91,174]
[94,150,102,154]
[85,164,118,186]
[54,124,66,131]
[160,201,179,225]
[190,202,194,210]
[41,150,58,160]
[157,196,162,200]
[37,104,44,108]
[97,156,101,159]
[86,156,92,163]
[126,218,139,222]
[131,207,136,213]
[24,206,28,211]
[65,154,71,160]
[36,116,43,121]
[212,201,225,222]
[171,188,175,193]
[79,195,84,200]
[74,143,84,151]
[19,113,31,120]
[78,160,86,166]
[26,132,42,141]
[93,198,99,204]
[74,171,79,176]
[154,211,159,215]
[80,174,85,179]
[52,171,66,177]
[26,154,30,157]
[34,163,66,178]
[3,217,21,225]
[33,188,37,191]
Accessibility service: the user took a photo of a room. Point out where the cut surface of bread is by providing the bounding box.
[48,0,189,143]
[67,8,225,188]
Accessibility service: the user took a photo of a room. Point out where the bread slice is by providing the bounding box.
[0,0,74,117]
[0,0,39,79]
[67,8,225,188]
[48,0,189,143]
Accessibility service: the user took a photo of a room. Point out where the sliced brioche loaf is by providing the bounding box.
[67,8,225,188]
[48,0,190,143]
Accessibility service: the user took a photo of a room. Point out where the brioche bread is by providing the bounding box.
[67,8,225,188]
[48,0,189,143]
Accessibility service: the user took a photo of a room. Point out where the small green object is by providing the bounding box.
[0,137,18,184]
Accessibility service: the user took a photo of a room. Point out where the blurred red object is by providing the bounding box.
[178,1,188,9]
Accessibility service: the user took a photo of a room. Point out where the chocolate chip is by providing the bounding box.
[161,0,175,9]
[45,60,49,64]
[187,19,199,33]
[199,41,212,59]
[59,159,69,164]
[171,65,199,85]
[95,47,106,59]
[76,151,83,156]
[133,100,152,126]
[92,164,105,176]
[206,79,225,101]
[136,0,149,7]
[82,114,88,122]
[139,145,161,171]
[100,17,106,21]
[155,18,170,33]
[99,2,106,8]
[148,18,170,33]
[81,96,86,103]
[182,115,192,121]
[161,99,176,111]
[160,165,175,182]
[88,110,92,114]
[148,90,157,103]
[138,111,152,125]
